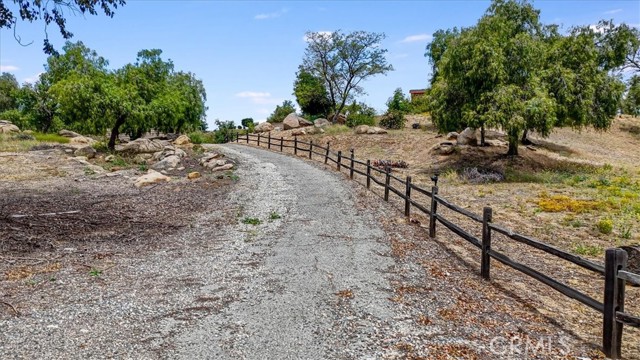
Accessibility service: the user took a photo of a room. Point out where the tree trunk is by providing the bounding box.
[521,129,532,145]
[507,130,519,156]
[108,116,126,151]
[480,124,486,146]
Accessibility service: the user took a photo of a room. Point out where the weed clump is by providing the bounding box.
[537,192,601,213]
[596,218,613,234]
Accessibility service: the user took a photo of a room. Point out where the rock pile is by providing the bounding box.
[199,152,235,171]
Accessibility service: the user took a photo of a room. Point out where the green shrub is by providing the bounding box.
[189,131,216,144]
[93,141,108,152]
[346,113,375,127]
[0,109,33,130]
[408,93,430,114]
[596,218,613,234]
[379,111,406,129]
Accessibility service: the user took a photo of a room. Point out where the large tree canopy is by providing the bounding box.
[301,30,393,123]
[7,42,207,149]
[426,0,628,155]
[0,0,126,54]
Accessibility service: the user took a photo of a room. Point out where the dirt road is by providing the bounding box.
[1,145,617,359]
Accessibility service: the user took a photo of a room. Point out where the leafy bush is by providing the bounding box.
[188,131,216,144]
[323,125,351,135]
[0,109,33,130]
[379,110,406,129]
[344,101,376,127]
[12,133,35,141]
[408,93,430,114]
[380,88,410,129]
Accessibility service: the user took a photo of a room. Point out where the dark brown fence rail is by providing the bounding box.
[235,131,638,359]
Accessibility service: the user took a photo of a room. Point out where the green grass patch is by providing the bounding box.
[323,125,351,136]
[33,133,70,143]
[574,244,604,257]
[269,211,282,220]
[188,131,216,144]
[242,217,262,225]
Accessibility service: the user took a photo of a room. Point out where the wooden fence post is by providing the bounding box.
[366,160,371,189]
[309,140,313,159]
[325,142,330,164]
[280,137,283,152]
[384,166,391,201]
[257,133,261,147]
[405,176,412,217]
[294,137,298,155]
[429,186,439,238]
[246,132,249,143]
[481,207,493,280]
[236,132,239,143]
[337,151,342,171]
[350,149,355,180]
[268,132,271,149]
[603,248,628,359]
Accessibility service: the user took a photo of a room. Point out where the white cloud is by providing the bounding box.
[236,91,282,105]
[400,34,432,43]
[236,91,271,98]
[303,31,332,42]
[254,8,287,20]
[23,72,43,84]
[604,9,622,15]
[589,24,606,34]
[0,65,19,72]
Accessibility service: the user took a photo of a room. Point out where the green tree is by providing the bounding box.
[0,0,126,54]
[380,88,410,129]
[301,30,393,123]
[267,100,296,123]
[623,75,640,116]
[15,78,58,132]
[0,72,19,112]
[241,118,254,129]
[293,66,331,117]
[426,0,626,155]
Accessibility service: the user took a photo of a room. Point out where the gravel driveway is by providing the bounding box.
[1,144,612,359]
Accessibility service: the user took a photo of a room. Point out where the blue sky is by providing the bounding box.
[1,0,639,129]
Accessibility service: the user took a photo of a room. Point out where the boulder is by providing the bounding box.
[367,127,387,135]
[355,125,370,134]
[328,113,347,124]
[152,146,185,161]
[291,129,306,136]
[133,153,153,164]
[118,138,168,153]
[430,142,456,155]
[283,113,301,130]
[69,136,96,145]
[59,129,82,138]
[199,152,222,165]
[446,132,459,140]
[254,122,274,133]
[457,127,478,146]
[314,118,330,128]
[0,122,20,133]
[211,163,234,172]
[151,155,181,171]
[298,117,313,127]
[134,170,171,187]
[173,135,191,145]
[187,172,201,180]
[485,139,508,147]
[105,155,115,162]
[74,146,96,159]
[305,127,324,135]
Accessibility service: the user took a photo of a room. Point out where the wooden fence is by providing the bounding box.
[233,131,640,358]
